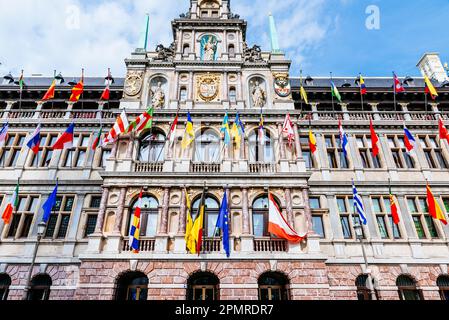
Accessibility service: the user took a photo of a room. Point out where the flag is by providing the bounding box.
[42,182,58,223]
[309,129,317,154]
[300,85,309,104]
[268,193,305,243]
[103,110,129,146]
[426,184,448,225]
[231,112,244,148]
[393,72,405,93]
[41,79,56,101]
[168,115,179,146]
[69,78,84,102]
[424,76,438,100]
[370,119,379,157]
[129,189,143,253]
[191,188,206,254]
[258,111,265,145]
[282,113,295,147]
[101,69,112,101]
[0,123,9,148]
[403,126,417,154]
[18,70,25,92]
[389,184,400,225]
[352,182,367,225]
[26,124,41,154]
[127,107,154,133]
[1,182,19,225]
[221,113,231,145]
[185,188,196,254]
[339,119,349,158]
[439,118,449,143]
[92,127,103,150]
[181,112,195,149]
[331,81,342,102]
[216,190,230,257]
[359,74,367,95]
[52,123,74,150]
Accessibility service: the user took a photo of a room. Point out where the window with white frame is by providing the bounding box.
[417,135,448,169]
[309,196,325,238]
[28,134,58,168]
[6,195,40,239]
[407,196,439,239]
[325,135,349,169]
[387,136,415,169]
[355,135,382,169]
[62,134,90,168]
[336,196,365,239]
[44,195,75,239]
[371,196,401,239]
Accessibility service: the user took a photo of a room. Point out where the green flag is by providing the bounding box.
[331,81,342,103]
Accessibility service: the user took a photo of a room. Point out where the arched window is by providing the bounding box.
[192,195,220,237]
[0,273,11,301]
[187,272,219,301]
[248,130,274,163]
[228,44,235,57]
[183,44,190,55]
[258,272,289,301]
[229,87,236,103]
[355,274,378,300]
[128,195,159,237]
[252,195,281,237]
[397,275,422,300]
[138,131,166,162]
[115,271,148,301]
[180,87,188,102]
[194,129,220,163]
[27,274,52,300]
[437,275,449,300]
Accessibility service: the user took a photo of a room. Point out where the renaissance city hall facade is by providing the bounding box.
[1,0,449,301]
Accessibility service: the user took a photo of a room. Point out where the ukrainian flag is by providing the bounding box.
[181,112,195,149]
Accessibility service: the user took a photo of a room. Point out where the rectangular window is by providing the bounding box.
[61,134,89,168]
[44,195,75,239]
[0,134,25,168]
[6,195,40,239]
[388,136,415,169]
[340,216,352,239]
[29,134,57,167]
[377,216,388,239]
[409,196,440,239]
[309,197,321,210]
[418,135,448,169]
[84,215,97,237]
[312,216,325,238]
[325,135,350,169]
[413,216,426,239]
[356,135,382,169]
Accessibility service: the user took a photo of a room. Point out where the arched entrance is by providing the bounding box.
[115,271,148,301]
[258,272,290,301]
[187,272,219,301]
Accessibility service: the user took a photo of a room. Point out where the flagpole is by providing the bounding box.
[330,72,335,113]
[52,70,56,111]
[19,69,23,112]
[351,179,377,300]
[393,72,397,111]
[359,73,364,112]
[300,70,303,113]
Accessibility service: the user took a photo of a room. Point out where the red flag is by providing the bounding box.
[439,118,449,143]
[100,85,110,101]
[69,70,84,102]
[282,114,295,147]
[370,119,379,157]
[42,80,56,101]
[393,72,405,93]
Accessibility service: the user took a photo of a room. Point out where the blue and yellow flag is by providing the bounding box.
[181,112,195,149]
[221,113,231,145]
[231,112,245,148]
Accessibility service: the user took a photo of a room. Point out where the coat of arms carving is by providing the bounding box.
[196,73,221,102]
[124,71,143,97]
[273,73,291,98]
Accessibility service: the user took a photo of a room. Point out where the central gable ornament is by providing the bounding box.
[196,73,221,102]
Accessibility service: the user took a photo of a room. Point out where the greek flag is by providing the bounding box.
[352,182,367,225]
[339,120,349,158]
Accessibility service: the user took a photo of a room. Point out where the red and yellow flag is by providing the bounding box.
[41,79,56,101]
[426,184,448,225]
[309,129,317,154]
[69,70,84,102]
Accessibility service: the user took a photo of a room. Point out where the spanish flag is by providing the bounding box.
[309,129,317,154]
[41,79,56,101]
[184,188,196,254]
[426,183,447,225]
[69,70,84,102]
[424,76,438,100]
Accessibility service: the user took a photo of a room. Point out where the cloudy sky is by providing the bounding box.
[0,0,448,79]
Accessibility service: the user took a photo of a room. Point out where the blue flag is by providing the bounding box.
[42,182,58,223]
[352,181,367,225]
[216,191,230,257]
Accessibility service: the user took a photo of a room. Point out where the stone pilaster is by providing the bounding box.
[94,187,109,234]
[113,187,127,234]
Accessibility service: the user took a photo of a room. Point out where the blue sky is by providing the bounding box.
[0,0,448,78]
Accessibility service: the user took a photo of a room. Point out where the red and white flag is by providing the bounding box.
[103,110,129,146]
[168,115,179,146]
[439,118,449,143]
[393,72,405,93]
[100,69,112,101]
[52,123,74,150]
[268,193,306,243]
[370,118,380,157]
[282,113,295,147]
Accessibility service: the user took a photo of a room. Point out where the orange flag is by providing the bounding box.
[426,184,448,225]
[69,69,84,102]
[41,79,56,101]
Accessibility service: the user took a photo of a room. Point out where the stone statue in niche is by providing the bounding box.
[154,42,175,62]
[150,82,166,109]
[201,35,218,61]
[251,81,266,108]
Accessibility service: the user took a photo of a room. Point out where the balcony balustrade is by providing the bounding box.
[122,238,155,252]
[248,162,277,173]
[253,238,287,252]
[191,162,221,173]
[134,162,164,173]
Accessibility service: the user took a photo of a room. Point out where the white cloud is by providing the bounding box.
[0,0,332,78]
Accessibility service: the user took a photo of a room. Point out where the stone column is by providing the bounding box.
[293,123,302,159]
[285,188,294,227]
[302,188,313,233]
[278,123,286,160]
[311,103,319,120]
[223,71,229,101]
[178,187,187,234]
[188,72,194,100]
[341,103,349,120]
[370,103,381,120]
[400,103,411,121]
[94,187,109,234]
[242,188,250,235]
[158,187,170,234]
[113,187,127,234]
